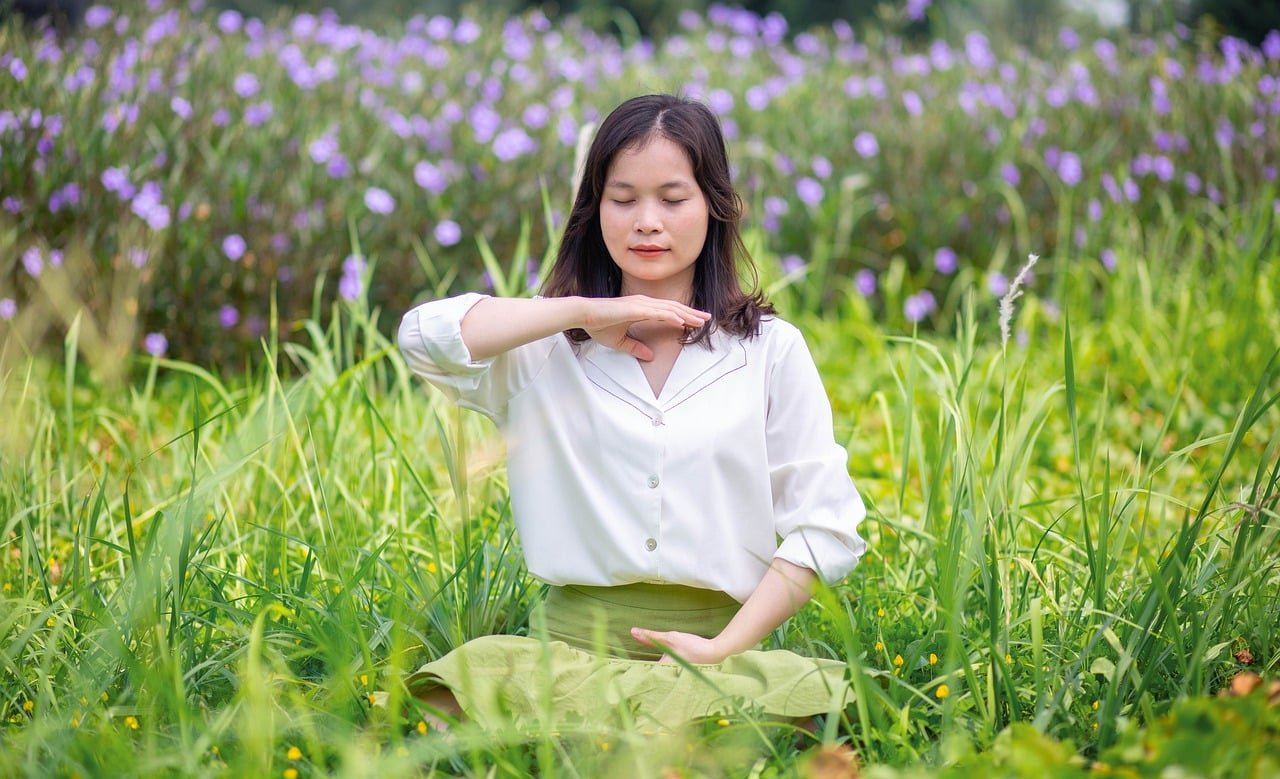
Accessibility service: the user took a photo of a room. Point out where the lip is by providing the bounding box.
[630,245,668,255]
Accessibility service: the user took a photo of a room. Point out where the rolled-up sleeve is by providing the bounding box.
[398,293,555,424]
[766,325,868,583]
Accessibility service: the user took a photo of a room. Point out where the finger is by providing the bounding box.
[631,627,653,645]
[622,337,655,362]
[658,654,673,664]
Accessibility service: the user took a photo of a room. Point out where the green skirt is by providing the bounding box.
[406,583,852,731]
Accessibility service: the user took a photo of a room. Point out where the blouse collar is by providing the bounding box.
[578,327,748,415]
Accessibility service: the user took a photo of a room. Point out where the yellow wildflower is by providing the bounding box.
[416,721,428,735]
[124,716,139,730]
[70,717,80,728]
[893,655,904,667]
[1005,653,1012,664]
[426,562,438,574]
[331,584,342,594]
[47,617,56,627]
[929,653,938,665]
[877,608,886,617]
[22,700,33,712]
[359,674,369,687]
[874,641,884,652]
[100,692,108,702]
[2,583,11,593]
[1092,700,1100,711]
[283,769,299,779]
[935,685,950,700]
[716,718,730,727]
[287,746,302,761]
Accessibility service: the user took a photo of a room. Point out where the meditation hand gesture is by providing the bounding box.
[631,628,731,665]
[581,296,710,362]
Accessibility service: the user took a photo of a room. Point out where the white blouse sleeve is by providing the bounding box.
[397,292,557,425]
[766,323,868,583]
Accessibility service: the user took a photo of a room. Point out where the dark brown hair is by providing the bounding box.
[541,93,773,345]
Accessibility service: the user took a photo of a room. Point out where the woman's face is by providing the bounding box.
[599,135,709,300]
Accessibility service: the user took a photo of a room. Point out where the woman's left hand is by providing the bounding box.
[631,627,730,665]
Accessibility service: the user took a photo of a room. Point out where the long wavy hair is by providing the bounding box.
[541,93,773,345]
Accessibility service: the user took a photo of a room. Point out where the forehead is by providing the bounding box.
[606,136,696,185]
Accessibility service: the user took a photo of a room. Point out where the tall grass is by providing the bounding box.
[3,183,1277,775]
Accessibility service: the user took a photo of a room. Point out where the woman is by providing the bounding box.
[398,93,867,732]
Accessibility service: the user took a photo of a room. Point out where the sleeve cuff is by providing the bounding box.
[774,527,867,584]
[401,292,495,377]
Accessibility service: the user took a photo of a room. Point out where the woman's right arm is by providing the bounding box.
[462,295,710,362]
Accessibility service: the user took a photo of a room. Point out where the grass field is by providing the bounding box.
[2,2,1280,777]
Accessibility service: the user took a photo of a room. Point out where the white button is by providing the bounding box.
[645,537,657,551]
[647,475,660,488]
[651,414,664,426]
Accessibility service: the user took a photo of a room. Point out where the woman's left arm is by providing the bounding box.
[631,559,816,664]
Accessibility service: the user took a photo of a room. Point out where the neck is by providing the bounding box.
[620,278,695,306]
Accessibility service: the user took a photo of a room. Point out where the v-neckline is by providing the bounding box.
[636,342,684,401]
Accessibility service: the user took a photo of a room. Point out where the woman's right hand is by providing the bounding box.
[580,296,712,361]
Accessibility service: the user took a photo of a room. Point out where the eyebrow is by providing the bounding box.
[605,180,693,190]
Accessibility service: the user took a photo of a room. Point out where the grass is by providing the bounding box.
[2,185,1278,776]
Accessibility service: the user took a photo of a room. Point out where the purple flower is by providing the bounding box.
[216,9,242,33]
[127,247,148,268]
[1215,118,1235,147]
[1056,152,1083,187]
[902,90,924,116]
[364,187,395,215]
[244,101,273,127]
[218,304,239,328]
[1059,27,1080,50]
[781,255,806,274]
[468,104,501,144]
[233,72,260,98]
[49,182,80,213]
[796,177,824,207]
[171,96,193,120]
[326,155,350,179]
[212,109,230,127]
[2,197,20,214]
[0,298,15,320]
[522,103,549,130]
[934,246,958,274]
[906,0,931,22]
[131,182,170,230]
[855,269,877,296]
[1122,177,1140,202]
[811,156,833,179]
[434,219,462,246]
[1152,155,1175,183]
[22,247,43,276]
[1088,198,1103,222]
[9,58,27,81]
[999,162,1020,187]
[904,291,937,322]
[143,332,168,357]
[1263,30,1280,60]
[84,5,113,28]
[1184,172,1202,194]
[987,271,1009,296]
[308,136,338,164]
[853,131,879,158]
[414,161,448,194]
[1100,248,1117,272]
[222,234,246,261]
[102,166,133,199]
[49,249,63,267]
[493,127,536,161]
[338,274,362,302]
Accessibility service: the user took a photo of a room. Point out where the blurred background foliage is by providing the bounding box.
[208,0,1280,44]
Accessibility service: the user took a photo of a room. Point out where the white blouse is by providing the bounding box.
[398,293,867,603]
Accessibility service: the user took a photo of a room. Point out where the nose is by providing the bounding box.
[634,201,663,234]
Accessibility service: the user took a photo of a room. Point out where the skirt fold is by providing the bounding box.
[406,583,851,730]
